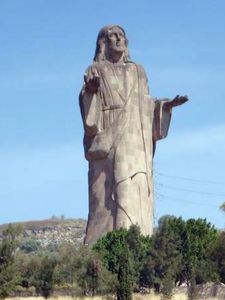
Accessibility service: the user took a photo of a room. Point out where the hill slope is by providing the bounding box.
[0,218,86,246]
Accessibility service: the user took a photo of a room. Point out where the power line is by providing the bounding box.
[157,193,220,208]
[157,183,225,198]
[156,171,225,185]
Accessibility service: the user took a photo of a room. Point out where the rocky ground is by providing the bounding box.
[174,282,225,299]
[0,218,86,247]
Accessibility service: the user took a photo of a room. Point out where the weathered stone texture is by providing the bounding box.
[79,25,187,245]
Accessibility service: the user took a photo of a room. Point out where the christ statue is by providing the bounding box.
[79,25,188,245]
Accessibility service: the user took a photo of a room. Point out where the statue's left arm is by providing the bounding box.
[153,95,188,142]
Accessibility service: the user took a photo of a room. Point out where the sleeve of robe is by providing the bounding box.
[153,100,172,141]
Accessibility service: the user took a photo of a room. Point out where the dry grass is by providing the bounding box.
[5,294,221,300]
[133,293,188,300]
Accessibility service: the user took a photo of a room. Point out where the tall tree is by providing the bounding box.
[117,245,133,300]
[33,255,57,298]
[140,216,182,297]
[76,252,116,296]
[93,228,128,274]
[93,225,152,298]
[183,218,218,285]
[213,231,225,283]
[0,224,22,299]
[125,225,151,286]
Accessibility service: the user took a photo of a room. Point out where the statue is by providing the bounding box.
[79,25,188,245]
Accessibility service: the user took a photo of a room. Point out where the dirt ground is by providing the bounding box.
[6,294,221,300]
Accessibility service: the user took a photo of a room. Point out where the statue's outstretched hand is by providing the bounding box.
[164,95,188,110]
[84,69,100,93]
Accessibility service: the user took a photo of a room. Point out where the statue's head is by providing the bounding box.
[94,25,130,62]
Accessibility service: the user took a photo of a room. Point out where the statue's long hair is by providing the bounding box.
[93,25,130,62]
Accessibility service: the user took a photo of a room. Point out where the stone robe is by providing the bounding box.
[79,61,171,245]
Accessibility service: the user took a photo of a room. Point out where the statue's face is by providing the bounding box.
[106,26,126,55]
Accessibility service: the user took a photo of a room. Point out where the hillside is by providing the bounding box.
[0,218,86,246]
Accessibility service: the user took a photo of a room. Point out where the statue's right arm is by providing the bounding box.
[83,65,100,94]
[79,65,100,137]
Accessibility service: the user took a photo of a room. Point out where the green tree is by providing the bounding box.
[33,255,57,298]
[0,224,22,299]
[93,225,151,297]
[85,257,116,296]
[183,218,218,286]
[156,216,218,287]
[140,216,218,299]
[76,247,117,296]
[140,216,182,298]
[213,231,225,283]
[93,225,151,283]
[53,242,81,290]
[16,252,41,289]
[93,228,128,273]
[117,246,133,300]
[125,225,152,287]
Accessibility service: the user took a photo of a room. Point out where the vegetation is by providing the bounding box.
[116,245,133,300]
[0,224,22,299]
[220,202,225,213]
[0,216,224,299]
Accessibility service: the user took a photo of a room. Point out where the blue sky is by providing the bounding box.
[0,0,225,229]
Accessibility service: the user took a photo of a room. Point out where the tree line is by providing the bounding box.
[0,216,225,300]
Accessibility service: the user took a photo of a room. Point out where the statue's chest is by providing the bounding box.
[101,64,138,103]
